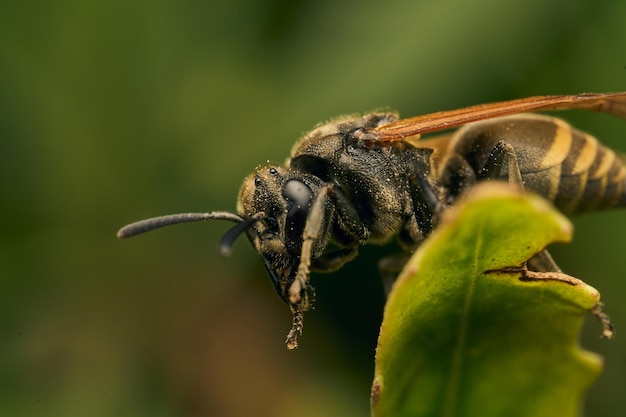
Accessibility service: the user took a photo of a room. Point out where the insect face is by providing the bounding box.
[235,166,330,307]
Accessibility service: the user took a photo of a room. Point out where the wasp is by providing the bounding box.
[118,92,626,349]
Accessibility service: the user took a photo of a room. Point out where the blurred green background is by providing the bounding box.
[1,0,625,416]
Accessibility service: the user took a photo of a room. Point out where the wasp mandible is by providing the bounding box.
[118,92,626,349]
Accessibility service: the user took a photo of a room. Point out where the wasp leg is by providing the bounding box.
[439,140,520,191]
[286,184,368,348]
[378,253,411,295]
[439,154,478,204]
[309,182,372,271]
[526,248,562,273]
[310,184,369,273]
[285,184,332,349]
[289,184,331,305]
[478,140,523,185]
[490,264,615,338]
[312,248,358,272]
[329,183,370,244]
[285,304,304,349]
[407,163,444,236]
[289,184,368,304]
[521,258,614,338]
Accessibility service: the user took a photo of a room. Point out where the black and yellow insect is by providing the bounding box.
[118,92,626,348]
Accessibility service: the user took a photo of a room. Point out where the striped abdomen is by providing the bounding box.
[442,113,626,215]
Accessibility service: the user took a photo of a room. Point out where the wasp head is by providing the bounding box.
[233,165,330,307]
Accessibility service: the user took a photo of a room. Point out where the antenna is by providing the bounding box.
[117,211,244,238]
[218,213,265,256]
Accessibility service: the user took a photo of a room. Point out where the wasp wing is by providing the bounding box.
[374,92,626,141]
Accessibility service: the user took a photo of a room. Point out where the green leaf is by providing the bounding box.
[372,183,604,417]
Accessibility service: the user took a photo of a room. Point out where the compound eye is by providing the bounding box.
[282,179,313,211]
[282,179,314,252]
